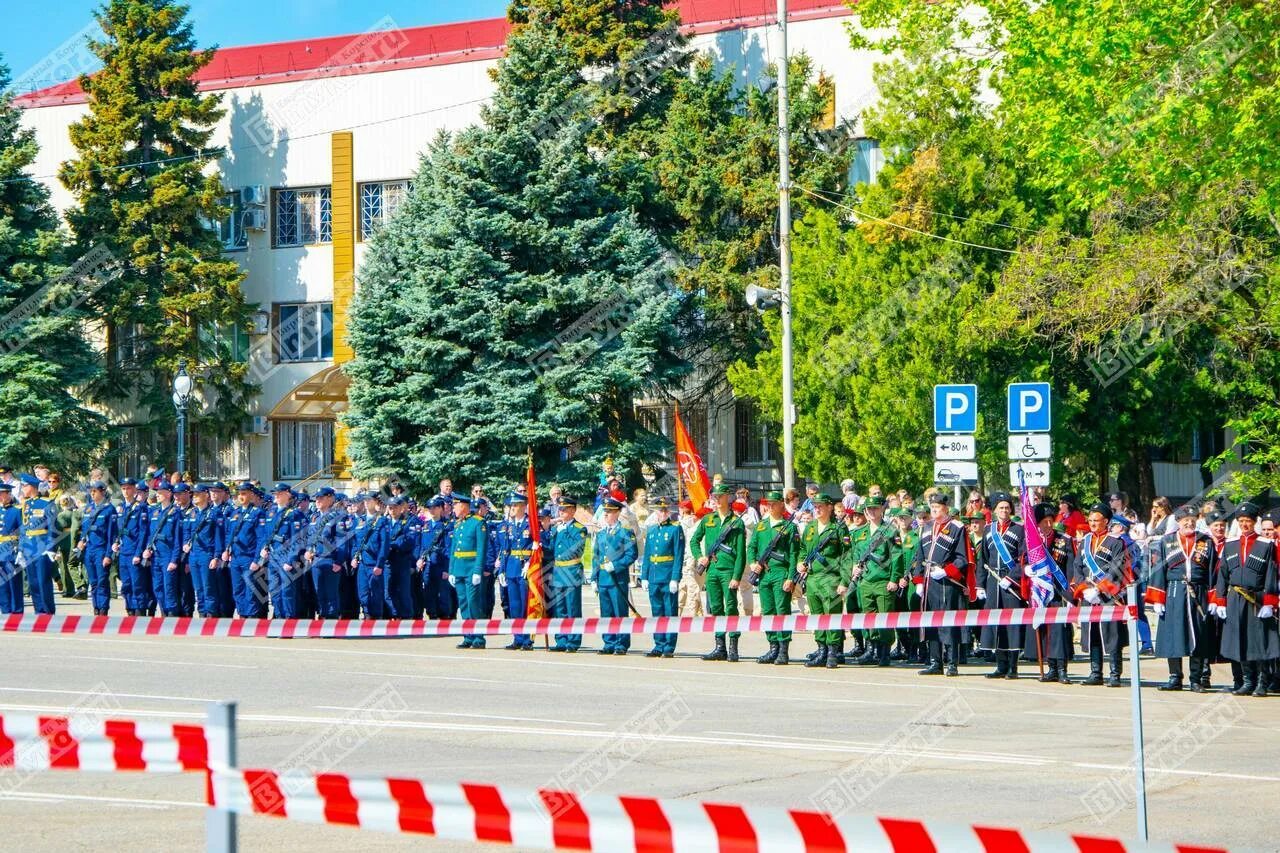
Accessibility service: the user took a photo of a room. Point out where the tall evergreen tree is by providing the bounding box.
[344,15,686,495]
[59,0,253,439]
[0,59,107,470]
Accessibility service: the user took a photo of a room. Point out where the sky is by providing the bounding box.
[4,0,511,94]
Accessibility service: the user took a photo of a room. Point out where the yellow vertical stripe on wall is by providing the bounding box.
[331,131,355,476]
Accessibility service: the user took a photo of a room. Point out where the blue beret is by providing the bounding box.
[236,481,255,492]
[212,481,229,492]
[1109,514,1133,528]
[366,492,385,503]
[425,496,444,508]
[506,491,528,506]
[272,482,292,493]
[173,483,191,494]
[388,495,407,507]
[336,492,349,502]
[196,483,214,493]
[19,474,41,487]
[295,489,310,499]
[155,481,173,492]
[314,486,336,498]
[120,477,137,487]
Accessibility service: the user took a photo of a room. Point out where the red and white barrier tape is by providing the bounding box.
[208,765,1222,853]
[0,712,208,773]
[0,605,1128,639]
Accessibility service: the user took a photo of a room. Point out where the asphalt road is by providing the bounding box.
[0,597,1276,852]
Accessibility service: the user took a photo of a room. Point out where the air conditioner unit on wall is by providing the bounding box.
[240,185,267,206]
[251,416,270,435]
[243,208,267,231]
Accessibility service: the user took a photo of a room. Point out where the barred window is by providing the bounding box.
[274,187,332,247]
[274,420,335,480]
[359,180,411,240]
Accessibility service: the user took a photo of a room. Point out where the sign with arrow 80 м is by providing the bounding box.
[935,434,975,460]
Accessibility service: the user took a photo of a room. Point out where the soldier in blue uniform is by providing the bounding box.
[336,493,360,618]
[143,482,184,616]
[170,483,197,616]
[261,483,305,618]
[0,483,23,613]
[184,484,225,617]
[417,496,450,619]
[19,474,59,614]
[352,492,390,619]
[223,482,262,618]
[548,497,586,652]
[407,499,425,618]
[450,496,488,648]
[640,497,684,657]
[207,483,234,616]
[496,492,536,650]
[293,490,317,618]
[77,481,118,615]
[592,497,638,654]
[115,480,152,615]
[305,486,345,619]
[385,495,418,618]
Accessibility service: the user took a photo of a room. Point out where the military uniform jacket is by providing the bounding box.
[1148,530,1217,659]
[19,497,57,559]
[592,523,637,588]
[1071,532,1131,654]
[449,515,487,578]
[0,503,20,563]
[912,518,970,643]
[1030,531,1077,661]
[848,521,895,585]
[1215,533,1279,662]
[263,506,305,567]
[799,521,849,585]
[496,517,535,581]
[981,521,1027,607]
[418,519,450,570]
[690,512,746,580]
[224,505,262,562]
[116,499,150,558]
[641,520,685,584]
[353,515,389,570]
[747,517,798,581]
[186,505,224,561]
[307,508,347,566]
[79,500,118,553]
[385,517,418,570]
[144,503,183,568]
[550,520,587,587]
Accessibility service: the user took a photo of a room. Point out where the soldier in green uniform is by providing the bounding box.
[890,507,920,661]
[690,484,747,662]
[841,501,867,662]
[798,494,850,669]
[850,495,897,666]
[746,490,798,665]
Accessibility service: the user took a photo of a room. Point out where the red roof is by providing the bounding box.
[15,0,850,109]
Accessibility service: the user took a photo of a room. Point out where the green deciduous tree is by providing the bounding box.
[344,16,687,495]
[59,0,253,440]
[0,59,107,470]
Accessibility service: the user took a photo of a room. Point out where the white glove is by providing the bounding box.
[1215,604,1227,619]
[1259,605,1275,620]
[915,583,924,596]
[471,573,481,586]
[602,560,614,572]
[929,567,946,581]
[591,579,598,591]
[1023,566,1034,577]
[1083,588,1101,605]
[1152,603,1165,616]
[976,588,987,600]
[44,551,57,561]
[998,576,1012,590]
[499,574,507,587]
[641,579,649,591]
[447,575,457,587]
[668,580,678,594]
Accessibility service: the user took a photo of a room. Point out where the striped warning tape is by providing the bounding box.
[0,712,208,773]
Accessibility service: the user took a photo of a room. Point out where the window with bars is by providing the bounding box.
[274,420,335,480]
[112,322,150,369]
[109,426,171,479]
[635,404,709,462]
[273,186,332,247]
[275,302,333,362]
[359,180,411,240]
[195,432,251,480]
[735,400,777,467]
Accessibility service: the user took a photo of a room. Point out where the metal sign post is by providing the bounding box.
[1127,586,1149,842]
[207,701,238,853]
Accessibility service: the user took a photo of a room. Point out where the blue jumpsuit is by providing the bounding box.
[354,515,390,619]
[641,520,685,654]
[593,523,638,652]
[385,516,417,618]
[450,514,488,647]
[549,520,587,651]
[418,518,454,618]
[115,498,151,613]
[146,503,184,616]
[79,500,118,613]
[224,503,262,617]
[337,511,359,618]
[264,505,305,618]
[0,501,22,613]
[497,515,536,648]
[20,498,59,614]
[307,507,346,619]
[186,504,225,617]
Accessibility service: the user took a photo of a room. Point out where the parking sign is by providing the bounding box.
[933,384,977,434]
[1007,382,1051,433]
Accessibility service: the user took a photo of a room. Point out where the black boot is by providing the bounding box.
[944,644,959,676]
[1159,675,1183,691]
[702,636,728,662]
[1006,655,1019,680]
[985,650,1009,679]
[1106,654,1123,688]
[918,658,944,675]
[877,642,892,667]
[830,638,845,665]
[1252,670,1269,698]
[855,641,879,665]
[727,636,740,663]
[1160,659,1184,691]
[774,640,790,665]
[1189,658,1206,692]
[849,635,865,660]
[1233,663,1257,695]
[757,642,779,664]
[1057,661,1071,684]
[1040,662,1059,683]
[805,644,829,668]
[1083,654,1104,686]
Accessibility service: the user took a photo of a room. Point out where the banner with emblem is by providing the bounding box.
[674,404,711,511]
[524,453,545,620]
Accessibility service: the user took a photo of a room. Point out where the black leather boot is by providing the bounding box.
[830,638,845,665]
[1106,654,1123,688]
[727,636,739,662]
[985,650,1009,679]
[774,640,790,665]
[702,636,727,661]
[805,644,828,668]
[855,641,879,665]
[1233,663,1257,696]
[1006,655,1019,680]
[757,642,779,664]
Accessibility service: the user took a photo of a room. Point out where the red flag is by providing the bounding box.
[525,454,545,620]
[674,404,711,510]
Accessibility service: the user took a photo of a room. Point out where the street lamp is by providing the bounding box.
[172,359,194,478]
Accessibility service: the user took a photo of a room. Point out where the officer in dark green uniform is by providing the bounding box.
[746,490,798,665]
[799,494,849,669]
[690,484,747,662]
[851,495,897,666]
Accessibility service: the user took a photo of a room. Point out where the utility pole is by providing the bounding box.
[777,0,795,491]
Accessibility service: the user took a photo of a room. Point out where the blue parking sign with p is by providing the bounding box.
[933,384,977,434]
[1008,382,1051,432]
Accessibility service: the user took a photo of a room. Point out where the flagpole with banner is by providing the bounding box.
[673,403,711,513]
[525,451,546,649]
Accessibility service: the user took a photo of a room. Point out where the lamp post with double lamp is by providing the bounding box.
[172,360,194,478]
